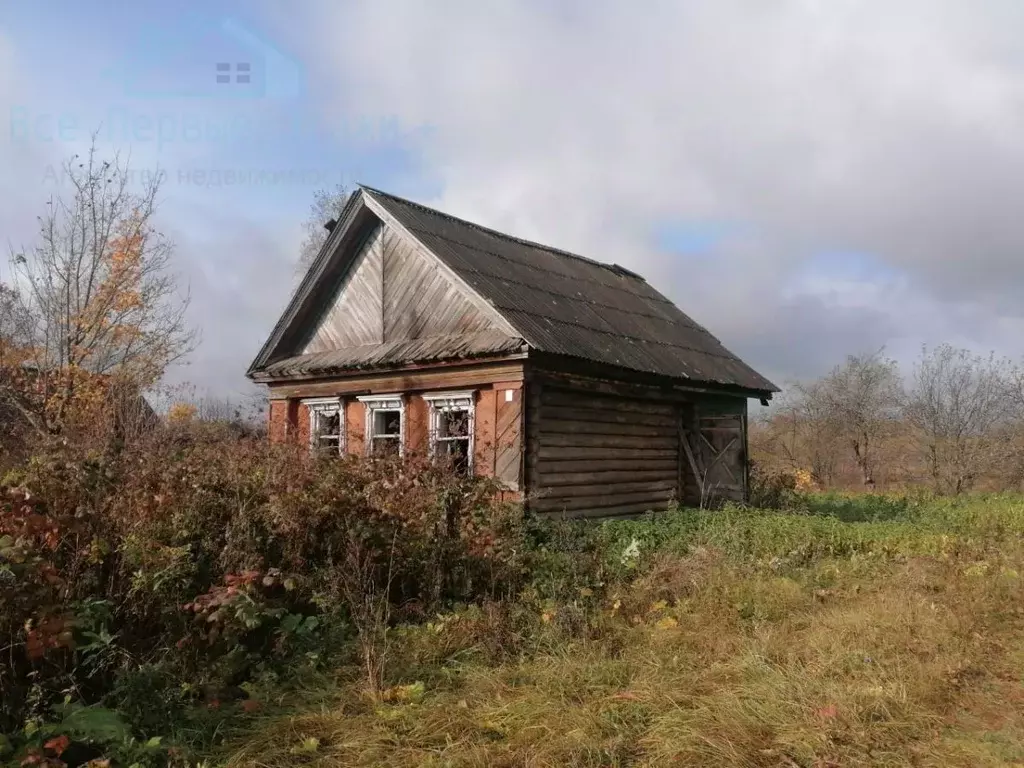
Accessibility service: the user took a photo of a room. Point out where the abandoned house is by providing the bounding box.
[247,186,778,516]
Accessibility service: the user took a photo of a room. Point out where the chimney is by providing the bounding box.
[324,218,338,233]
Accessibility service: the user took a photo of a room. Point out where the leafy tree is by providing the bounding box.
[1,140,195,437]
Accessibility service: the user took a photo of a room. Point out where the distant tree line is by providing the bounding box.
[752,346,1024,494]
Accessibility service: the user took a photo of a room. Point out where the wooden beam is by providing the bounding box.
[536,446,676,460]
[538,433,678,450]
[540,500,675,520]
[538,388,676,414]
[538,469,679,487]
[534,458,677,476]
[535,479,677,497]
[538,406,676,428]
[540,418,676,437]
[267,361,525,399]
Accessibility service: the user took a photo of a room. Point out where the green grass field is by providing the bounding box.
[219,494,1024,767]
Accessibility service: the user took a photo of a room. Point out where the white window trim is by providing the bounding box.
[301,396,345,455]
[357,394,405,457]
[423,390,476,473]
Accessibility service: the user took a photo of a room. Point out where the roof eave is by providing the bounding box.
[526,350,778,399]
[251,350,531,384]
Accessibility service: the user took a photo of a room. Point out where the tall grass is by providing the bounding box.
[222,493,1024,767]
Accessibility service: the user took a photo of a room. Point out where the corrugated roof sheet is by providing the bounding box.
[364,187,778,393]
[259,330,526,379]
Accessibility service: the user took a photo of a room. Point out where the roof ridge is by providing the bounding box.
[358,184,646,282]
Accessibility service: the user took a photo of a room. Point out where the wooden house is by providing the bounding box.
[247,186,778,516]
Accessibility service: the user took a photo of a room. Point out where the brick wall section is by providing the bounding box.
[268,399,299,443]
[345,400,365,455]
[268,400,288,443]
[473,388,497,477]
[297,403,310,447]
[405,395,429,456]
[263,372,524,502]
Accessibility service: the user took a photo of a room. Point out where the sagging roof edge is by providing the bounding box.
[253,346,776,401]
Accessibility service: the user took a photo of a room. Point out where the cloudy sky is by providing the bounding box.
[3,1,1024,400]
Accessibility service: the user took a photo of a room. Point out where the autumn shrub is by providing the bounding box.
[747,461,802,509]
[0,423,527,761]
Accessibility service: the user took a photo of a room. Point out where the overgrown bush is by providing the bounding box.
[747,462,802,509]
[0,423,527,763]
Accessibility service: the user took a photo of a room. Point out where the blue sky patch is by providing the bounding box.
[653,220,740,256]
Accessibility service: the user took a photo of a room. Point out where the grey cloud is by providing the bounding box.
[270,0,1024,385]
[11,5,1024,396]
[160,202,298,398]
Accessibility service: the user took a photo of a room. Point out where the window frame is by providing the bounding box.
[423,390,476,474]
[357,394,405,457]
[302,396,345,456]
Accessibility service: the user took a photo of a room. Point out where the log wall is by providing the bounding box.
[527,386,681,518]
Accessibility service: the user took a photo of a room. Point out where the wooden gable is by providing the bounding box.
[303,223,385,352]
[299,218,505,356]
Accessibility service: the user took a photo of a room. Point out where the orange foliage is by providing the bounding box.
[167,402,198,424]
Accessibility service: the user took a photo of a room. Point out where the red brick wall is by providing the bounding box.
[345,399,365,455]
[263,375,524,499]
[405,395,429,456]
[296,403,310,446]
[473,388,497,477]
[268,399,299,443]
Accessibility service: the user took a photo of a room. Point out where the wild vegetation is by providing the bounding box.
[3,441,1023,766]
[3,154,1023,765]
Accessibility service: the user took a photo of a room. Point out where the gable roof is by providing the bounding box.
[248,186,778,395]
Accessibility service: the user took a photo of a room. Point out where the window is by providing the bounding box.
[302,397,344,455]
[424,391,475,475]
[357,395,404,457]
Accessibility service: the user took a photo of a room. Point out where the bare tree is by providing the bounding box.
[786,386,845,486]
[905,344,1015,494]
[749,388,842,487]
[2,139,195,436]
[297,183,350,275]
[797,350,902,488]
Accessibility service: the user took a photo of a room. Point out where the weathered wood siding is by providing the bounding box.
[528,386,680,518]
[303,224,384,353]
[301,223,502,356]
[495,385,523,490]
[381,228,497,341]
[474,383,523,491]
[685,396,748,504]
